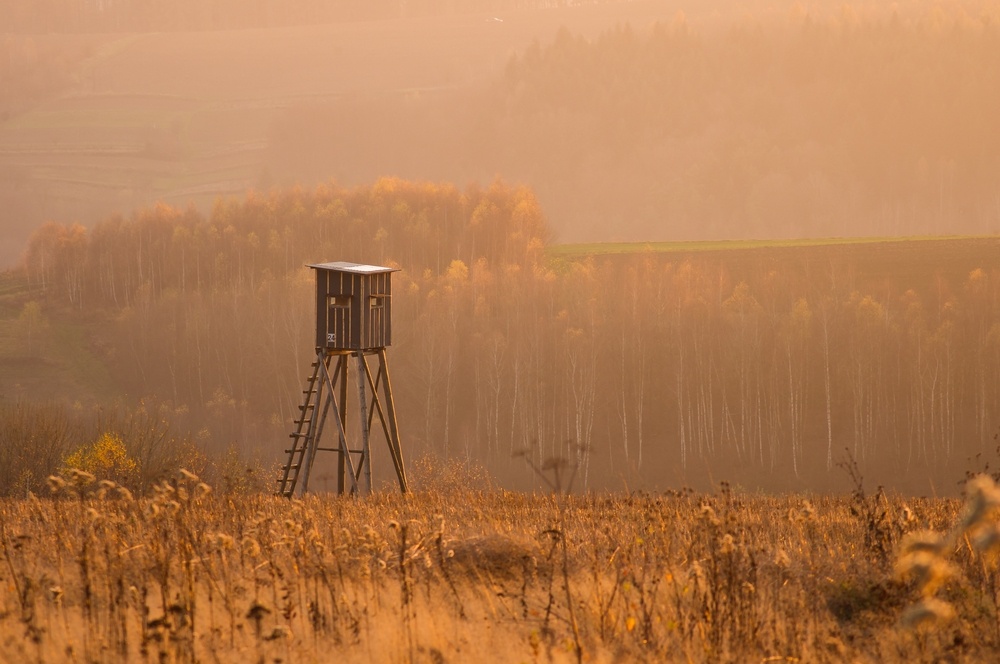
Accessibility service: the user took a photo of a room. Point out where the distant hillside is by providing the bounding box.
[5,2,1000,269]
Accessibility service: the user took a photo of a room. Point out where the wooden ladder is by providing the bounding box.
[276,354,323,497]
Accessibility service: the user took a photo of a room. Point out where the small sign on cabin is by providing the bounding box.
[308,261,399,351]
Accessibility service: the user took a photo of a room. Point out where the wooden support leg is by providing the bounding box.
[338,355,348,495]
[377,349,407,493]
[360,353,402,491]
[356,352,372,495]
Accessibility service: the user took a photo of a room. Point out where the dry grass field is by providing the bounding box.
[3,461,1000,663]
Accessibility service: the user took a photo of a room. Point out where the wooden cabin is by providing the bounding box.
[309,261,399,351]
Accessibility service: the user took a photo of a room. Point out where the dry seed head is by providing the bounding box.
[154,481,175,497]
[68,468,96,487]
[179,468,199,483]
[49,586,63,601]
[116,486,134,501]
[801,500,816,520]
[971,524,1000,556]
[176,486,189,502]
[896,551,956,596]
[899,530,946,556]
[215,533,235,550]
[719,533,735,554]
[900,597,956,629]
[264,625,292,641]
[47,476,66,493]
[699,504,720,526]
[242,537,261,557]
[774,548,791,568]
[164,500,181,515]
[195,482,212,498]
[99,480,116,490]
[85,507,102,522]
[961,474,1000,529]
[145,502,160,517]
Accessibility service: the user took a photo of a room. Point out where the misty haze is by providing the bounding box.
[3,1,1000,661]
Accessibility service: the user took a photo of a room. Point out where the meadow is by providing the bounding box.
[3,460,1000,664]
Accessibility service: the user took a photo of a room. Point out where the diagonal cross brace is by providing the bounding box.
[318,355,360,494]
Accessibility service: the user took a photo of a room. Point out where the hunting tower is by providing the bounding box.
[278,262,407,497]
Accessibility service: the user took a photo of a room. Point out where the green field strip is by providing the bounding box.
[548,235,997,257]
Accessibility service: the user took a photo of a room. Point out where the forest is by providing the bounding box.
[267,3,1000,245]
[10,178,1000,495]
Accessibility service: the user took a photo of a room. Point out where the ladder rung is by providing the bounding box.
[298,404,314,410]
[316,447,364,453]
[289,432,311,438]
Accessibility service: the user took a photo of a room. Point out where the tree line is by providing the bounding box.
[17,179,1000,491]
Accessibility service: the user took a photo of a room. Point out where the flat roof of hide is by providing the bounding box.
[307,261,400,274]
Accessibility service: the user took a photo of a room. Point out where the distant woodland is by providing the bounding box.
[486,13,1000,241]
[17,179,1000,492]
[254,5,1000,246]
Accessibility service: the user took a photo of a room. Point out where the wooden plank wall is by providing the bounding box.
[316,269,393,351]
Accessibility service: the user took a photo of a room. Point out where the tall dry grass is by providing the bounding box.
[3,467,1000,663]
